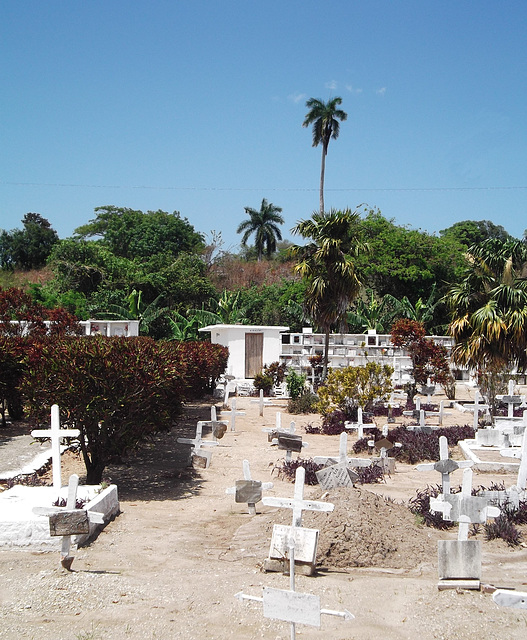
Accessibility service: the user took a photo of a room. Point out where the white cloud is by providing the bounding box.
[288,92,307,104]
[345,84,363,95]
[325,80,338,90]
[376,87,386,96]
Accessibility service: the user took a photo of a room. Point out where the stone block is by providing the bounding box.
[438,540,481,580]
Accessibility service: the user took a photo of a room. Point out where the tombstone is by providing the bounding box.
[464,390,490,431]
[235,535,353,637]
[497,380,523,419]
[225,459,273,515]
[31,404,80,493]
[313,431,371,470]
[263,467,334,575]
[176,421,218,469]
[200,405,228,441]
[369,437,399,474]
[251,389,275,416]
[220,397,245,431]
[316,463,358,490]
[417,435,473,496]
[430,467,500,589]
[271,425,308,462]
[32,474,104,570]
[222,374,236,408]
[500,426,527,492]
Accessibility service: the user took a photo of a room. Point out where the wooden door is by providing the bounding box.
[245,333,263,378]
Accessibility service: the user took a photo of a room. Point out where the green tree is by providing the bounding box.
[0,213,59,270]
[440,220,514,247]
[302,97,347,213]
[445,238,527,411]
[75,206,204,260]
[291,208,368,379]
[236,198,284,261]
[347,290,397,333]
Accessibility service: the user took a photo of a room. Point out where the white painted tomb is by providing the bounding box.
[0,404,119,550]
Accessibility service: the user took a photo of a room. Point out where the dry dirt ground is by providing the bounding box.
[1,392,527,640]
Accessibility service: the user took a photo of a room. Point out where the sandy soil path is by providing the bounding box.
[1,393,526,640]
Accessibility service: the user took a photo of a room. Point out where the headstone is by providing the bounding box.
[430,467,500,589]
[32,474,104,570]
[417,435,473,496]
[226,459,273,514]
[31,404,80,493]
[500,425,527,491]
[221,398,245,431]
[316,463,358,490]
[177,421,218,468]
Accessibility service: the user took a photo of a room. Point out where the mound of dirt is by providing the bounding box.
[301,486,442,570]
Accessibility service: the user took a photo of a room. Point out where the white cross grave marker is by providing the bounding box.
[200,405,228,441]
[33,474,104,569]
[221,398,245,431]
[31,404,80,492]
[430,467,500,540]
[226,459,273,515]
[497,379,523,418]
[177,421,218,468]
[263,466,334,528]
[417,435,473,496]
[500,425,527,491]
[464,390,490,431]
[313,432,359,489]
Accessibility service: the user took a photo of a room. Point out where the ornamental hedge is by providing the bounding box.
[19,336,228,483]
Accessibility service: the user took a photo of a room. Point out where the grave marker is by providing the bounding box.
[500,425,527,491]
[313,431,371,470]
[225,459,273,514]
[177,421,218,469]
[221,398,245,431]
[417,435,473,496]
[32,474,104,570]
[31,404,80,492]
[464,390,490,431]
[497,379,523,418]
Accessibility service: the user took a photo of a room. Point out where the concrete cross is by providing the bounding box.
[222,374,236,408]
[177,421,218,467]
[201,405,228,441]
[263,466,334,528]
[430,467,500,541]
[236,534,353,637]
[31,404,80,492]
[500,425,527,491]
[226,459,273,515]
[464,390,490,431]
[221,397,246,431]
[497,379,523,418]
[417,435,473,496]
[33,474,104,570]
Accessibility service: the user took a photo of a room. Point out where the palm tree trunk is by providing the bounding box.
[319,144,327,213]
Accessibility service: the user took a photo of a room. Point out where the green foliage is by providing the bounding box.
[286,370,307,400]
[287,392,319,414]
[28,283,89,320]
[253,361,287,395]
[74,206,204,260]
[0,213,59,270]
[20,337,228,483]
[440,219,514,247]
[316,362,394,415]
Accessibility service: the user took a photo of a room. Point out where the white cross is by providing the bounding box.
[221,398,245,431]
[497,380,523,418]
[177,421,218,465]
[251,389,275,416]
[430,467,500,540]
[31,404,80,492]
[263,466,334,527]
[32,474,104,569]
[417,435,473,496]
[500,426,527,491]
[200,405,228,441]
[464,390,490,431]
[314,431,351,466]
[226,459,273,515]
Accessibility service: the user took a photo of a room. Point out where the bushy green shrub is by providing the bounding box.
[287,392,319,414]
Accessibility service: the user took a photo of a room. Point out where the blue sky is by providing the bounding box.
[1,1,526,251]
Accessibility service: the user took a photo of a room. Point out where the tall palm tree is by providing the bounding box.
[236,198,284,261]
[303,97,347,213]
[290,208,369,380]
[446,238,527,411]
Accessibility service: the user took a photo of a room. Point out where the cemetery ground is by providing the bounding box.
[1,389,527,640]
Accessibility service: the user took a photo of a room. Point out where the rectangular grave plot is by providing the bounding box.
[49,510,90,536]
[263,587,321,627]
[269,524,319,564]
[235,480,262,504]
[438,540,482,580]
[277,434,303,452]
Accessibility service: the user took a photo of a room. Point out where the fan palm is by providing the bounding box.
[290,209,369,380]
[446,238,527,410]
[237,198,284,261]
[303,97,347,213]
